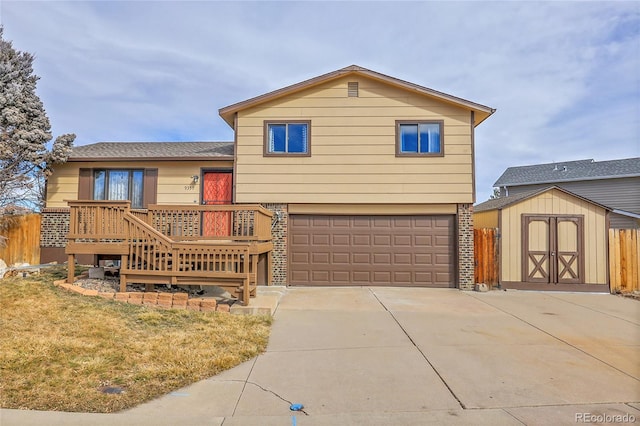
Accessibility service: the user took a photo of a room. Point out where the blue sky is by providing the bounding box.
[2,1,639,202]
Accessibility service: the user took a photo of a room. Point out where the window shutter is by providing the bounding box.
[78,168,92,200]
[143,168,158,208]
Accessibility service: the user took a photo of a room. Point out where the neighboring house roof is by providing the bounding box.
[474,186,611,213]
[67,142,234,161]
[494,158,640,187]
[218,64,496,128]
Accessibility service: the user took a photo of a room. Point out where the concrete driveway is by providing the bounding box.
[2,288,639,425]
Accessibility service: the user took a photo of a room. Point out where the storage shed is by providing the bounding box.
[474,186,610,292]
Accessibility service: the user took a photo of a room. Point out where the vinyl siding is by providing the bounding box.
[505,177,640,228]
[234,75,474,204]
[500,189,608,285]
[46,161,233,208]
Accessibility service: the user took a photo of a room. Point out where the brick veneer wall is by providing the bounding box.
[262,203,288,286]
[39,208,71,263]
[457,203,474,290]
[40,208,70,248]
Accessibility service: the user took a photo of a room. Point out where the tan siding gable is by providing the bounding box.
[235,75,474,204]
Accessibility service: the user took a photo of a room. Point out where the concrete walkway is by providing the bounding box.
[2,288,639,425]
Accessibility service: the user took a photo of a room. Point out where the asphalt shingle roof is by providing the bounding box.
[493,158,640,187]
[68,142,234,160]
[474,188,542,212]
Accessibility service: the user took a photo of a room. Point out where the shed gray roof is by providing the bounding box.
[68,142,234,161]
[494,157,640,187]
[474,186,611,213]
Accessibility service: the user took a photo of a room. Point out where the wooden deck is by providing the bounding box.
[65,200,274,305]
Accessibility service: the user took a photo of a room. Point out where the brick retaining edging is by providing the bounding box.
[53,276,230,313]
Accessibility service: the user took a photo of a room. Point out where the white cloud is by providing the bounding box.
[2,0,638,201]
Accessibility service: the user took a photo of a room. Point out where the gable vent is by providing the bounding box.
[348,82,359,97]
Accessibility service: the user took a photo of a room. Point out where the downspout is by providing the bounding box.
[232,113,238,204]
[470,111,476,204]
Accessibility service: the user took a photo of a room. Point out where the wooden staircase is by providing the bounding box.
[65,201,273,305]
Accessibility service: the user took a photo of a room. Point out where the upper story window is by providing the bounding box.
[264,120,311,156]
[396,120,444,157]
[93,169,144,208]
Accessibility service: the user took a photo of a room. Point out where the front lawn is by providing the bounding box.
[0,268,272,413]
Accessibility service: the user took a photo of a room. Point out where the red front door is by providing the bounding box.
[202,171,232,237]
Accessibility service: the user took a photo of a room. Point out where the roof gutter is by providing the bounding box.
[612,209,640,220]
[67,156,234,162]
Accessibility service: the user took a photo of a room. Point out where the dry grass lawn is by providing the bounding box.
[0,267,272,413]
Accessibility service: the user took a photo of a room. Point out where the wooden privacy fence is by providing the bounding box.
[609,229,639,293]
[474,228,499,287]
[0,214,41,266]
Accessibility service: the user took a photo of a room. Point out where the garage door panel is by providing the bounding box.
[312,217,331,227]
[373,253,391,264]
[394,236,413,246]
[414,217,434,227]
[289,215,455,287]
[373,235,391,246]
[312,234,330,245]
[352,235,371,246]
[332,271,350,281]
[373,271,392,282]
[353,218,371,228]
[291,234,310,245]
[353,253,371,264]
[414,235,433,245]
[415,253,432,264]
[435,235,453,247]
[435,254,452,265]
[312,270,330,282]
[353,271,371,282]
[311,252,330,264]
[332,252,350,264]
[332,218,350,227]
[290,252,309,263]
[394,253,412,264]
[415,272,433,282]
[393,271,412,282]
[436,272,453,282]
[291,271,310,282]
[372,217,392,227]
[332,234,350,245]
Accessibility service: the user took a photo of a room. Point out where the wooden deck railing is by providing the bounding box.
[138,204,273,242]
[65,200,274,305]
[67,201,273,243]
[68,200,130,241]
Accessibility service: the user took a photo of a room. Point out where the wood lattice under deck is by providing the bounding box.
[65,200,274,305]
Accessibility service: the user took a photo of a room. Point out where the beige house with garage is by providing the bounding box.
[42,65,495,290]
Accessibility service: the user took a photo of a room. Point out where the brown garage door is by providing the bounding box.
[289,215,455,287]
